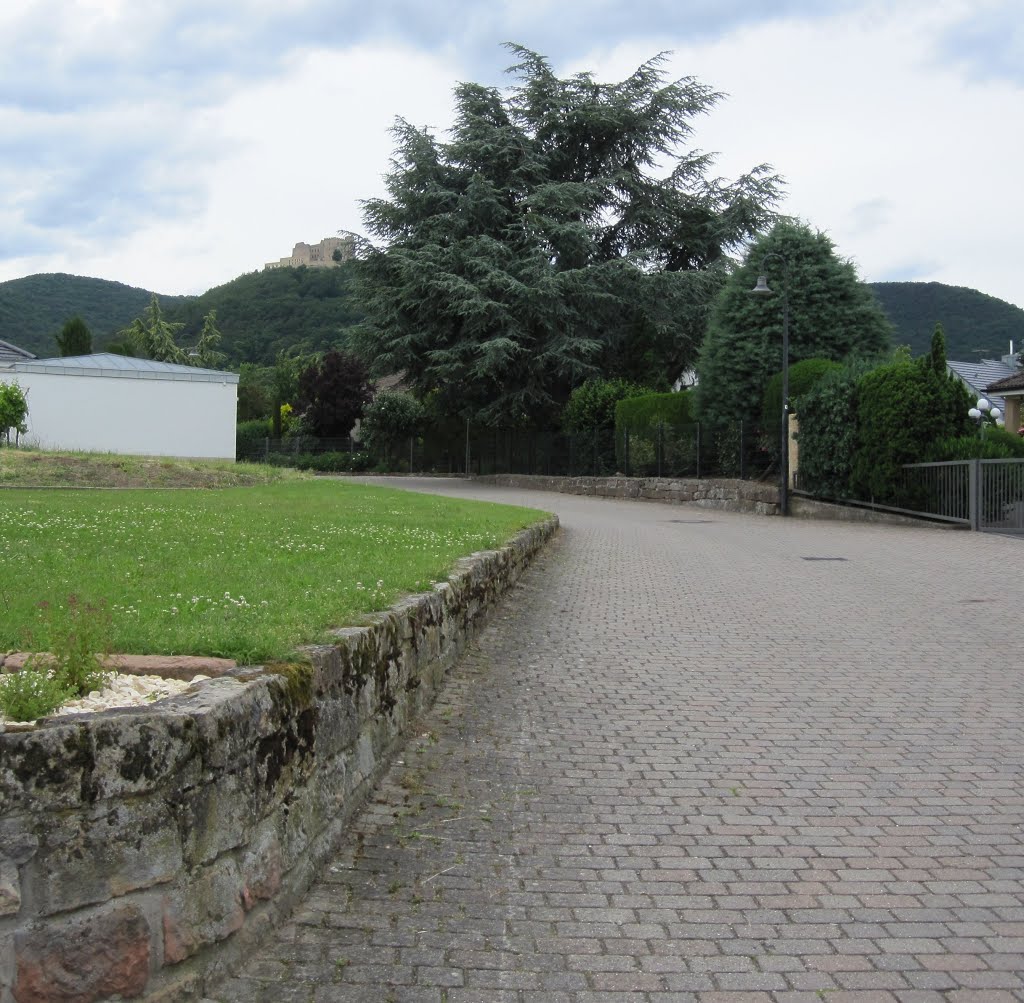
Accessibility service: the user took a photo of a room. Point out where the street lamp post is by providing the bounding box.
[968,397,1004,450]
[750,255,791,516]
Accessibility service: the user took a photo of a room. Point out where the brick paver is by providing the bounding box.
[210,480,1024,1002]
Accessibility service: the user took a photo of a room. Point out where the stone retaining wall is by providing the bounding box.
[474,473,780,514]
[0,516,557,1003]
[475,476,952,529]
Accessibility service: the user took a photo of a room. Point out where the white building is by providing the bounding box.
[0,353,239,460]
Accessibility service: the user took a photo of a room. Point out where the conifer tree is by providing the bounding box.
[353,45,781,426]
[696,221,893,429]
[55,315,92,356]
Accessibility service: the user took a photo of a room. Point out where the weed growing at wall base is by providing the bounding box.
[1,595,114,721]
[0,668,73,722]
[0,480,543,663]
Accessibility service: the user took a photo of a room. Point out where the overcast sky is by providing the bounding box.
[2,0,1022,314]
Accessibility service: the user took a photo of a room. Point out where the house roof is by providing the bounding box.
[0,352,239,384]
[985,370,1024,394]
[947,358,1015,412]
[0,339,36,362]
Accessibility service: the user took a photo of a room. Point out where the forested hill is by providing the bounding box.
[0,274,187,358]
[869,281,1024,361]
[5,270,1019,368]
[164,265,364,364]
[0,266,363,365]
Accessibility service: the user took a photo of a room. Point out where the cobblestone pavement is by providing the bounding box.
[211,480,1024,1002]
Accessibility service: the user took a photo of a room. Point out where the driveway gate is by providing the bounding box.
[900,458,1024,532]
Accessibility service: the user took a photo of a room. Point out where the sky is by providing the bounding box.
[2,0,1022,313]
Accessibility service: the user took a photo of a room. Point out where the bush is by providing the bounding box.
[360,391,424,466]
[790,362,869,498]
[564,379,650,434]
[850,358,972,503]
[264,450,372,472]
[615,390,694,433]
[929,428,1024,460]
[236,418,271,460]
[761,358,841,452]
[615,391,695,474]
[0,381,29,445]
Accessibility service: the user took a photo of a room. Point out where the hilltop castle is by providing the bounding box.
[264,234,355,271]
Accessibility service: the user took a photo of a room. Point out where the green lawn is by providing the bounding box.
[0,480,546,663]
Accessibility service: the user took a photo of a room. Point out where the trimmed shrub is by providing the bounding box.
[850,358,972,503]
[264,451,372,472]
[790,361,869,498]
[615,390,694,434]
[929,428,1024,460]
[563,379,650,474]
[564,379,650,434]
[762,358,842,445]
[615,391,695,475]
[236,419,271,460]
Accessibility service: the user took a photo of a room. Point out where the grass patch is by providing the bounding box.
[0,480,545,663]
[0,447,297,489]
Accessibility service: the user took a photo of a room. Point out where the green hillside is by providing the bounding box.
[4,270,1018,371]
[869,281,1024,362]
[0,266,363,365]
[0,273,187,358]
[165,264,363,364]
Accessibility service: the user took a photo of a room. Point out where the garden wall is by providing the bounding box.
[474,476,953,528]
[0,516,557,1003]
[475,473,780,514]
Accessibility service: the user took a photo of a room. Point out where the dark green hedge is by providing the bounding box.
[264,451,372,472]
[928,428,1024,460]
[236,419,271,460]
[615,391,694,434]
[762,358,842,432]
[613,392,696,475]
[850,359,972,503]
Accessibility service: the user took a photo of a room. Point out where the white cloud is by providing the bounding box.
[574,2,1024,308]
[1,0,1022,313]
[55,43,460,294]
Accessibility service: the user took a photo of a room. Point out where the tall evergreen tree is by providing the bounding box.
[353,45,781,426]
[110,297,227,369]
[190,310,227,369]
[113,295,187,363]
[928,322,947,375]
[696,221,893,429]
[55,315,92,356]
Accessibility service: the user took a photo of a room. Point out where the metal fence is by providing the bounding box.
[898,459,1024,532]
[239,421,774,481]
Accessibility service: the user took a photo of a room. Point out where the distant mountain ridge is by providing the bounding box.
[868,281,1024,362]
[0,268,363,365]
[1,271,1020,368]
[0,273,188,358]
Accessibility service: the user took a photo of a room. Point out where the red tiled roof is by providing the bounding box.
[985,371,1024,393]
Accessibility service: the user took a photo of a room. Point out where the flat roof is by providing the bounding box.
[0,352,239,384]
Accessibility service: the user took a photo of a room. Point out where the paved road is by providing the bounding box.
[213,479,1024,1002]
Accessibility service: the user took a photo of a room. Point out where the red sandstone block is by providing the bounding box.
[14,905,151,1002]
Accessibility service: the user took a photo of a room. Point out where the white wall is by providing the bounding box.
[2,371,237,459]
